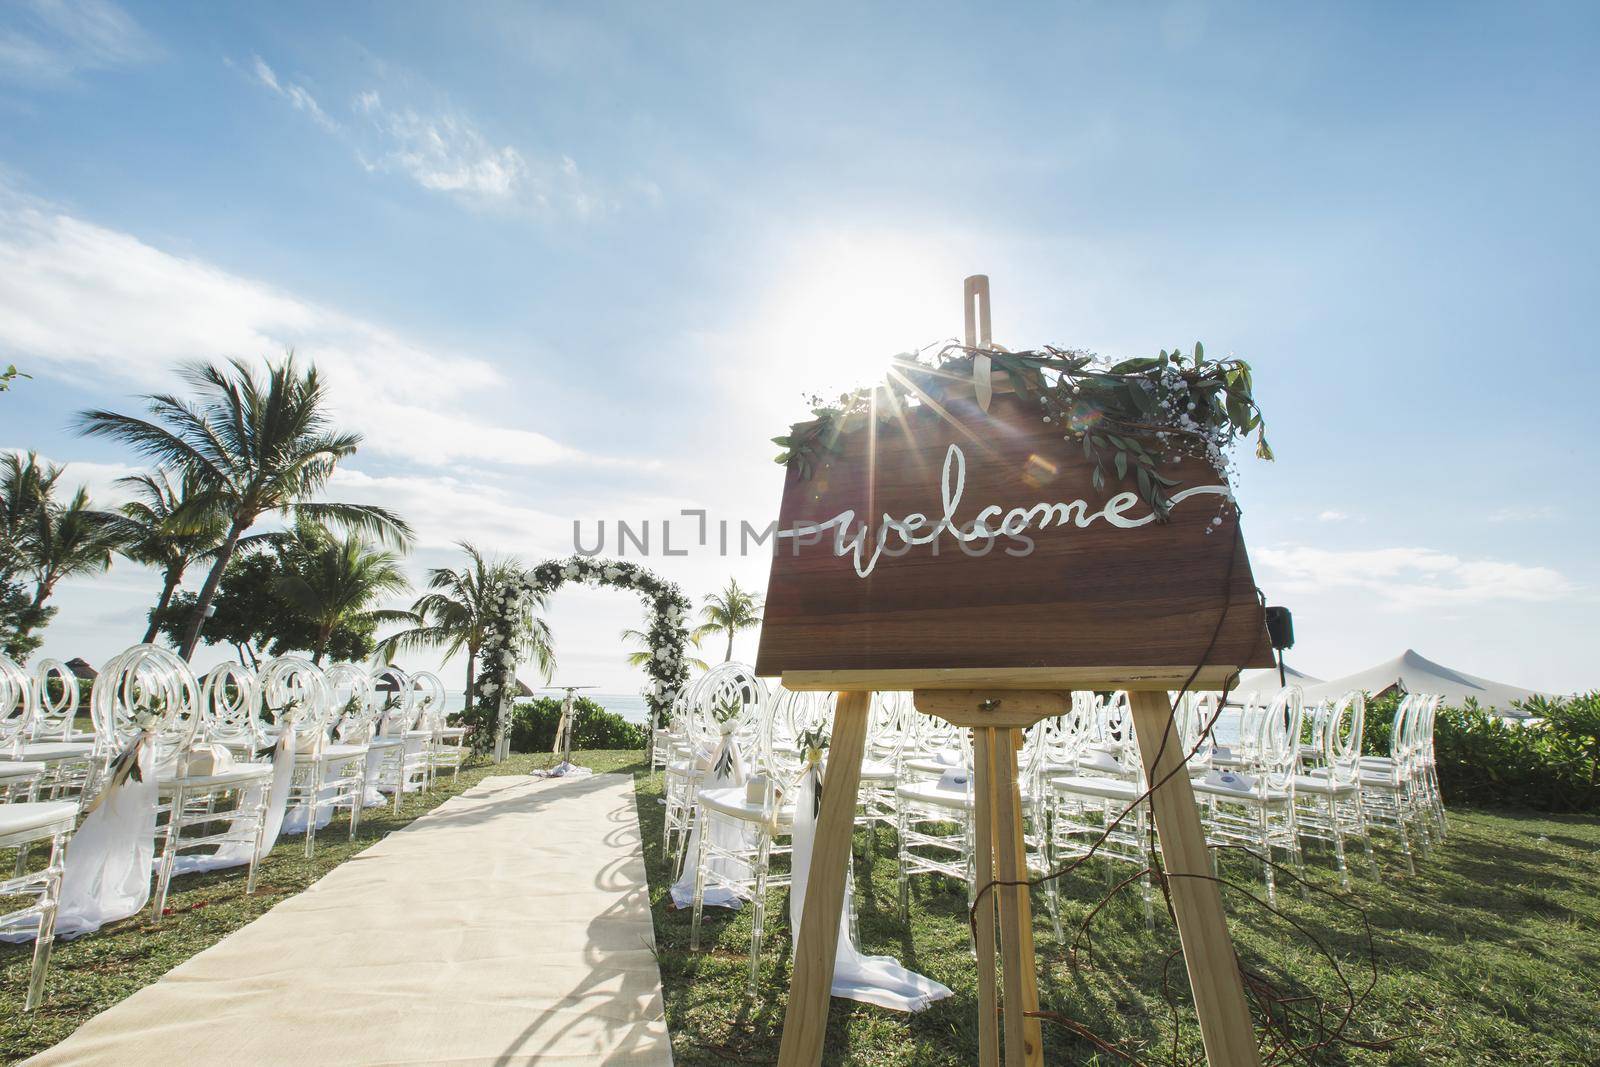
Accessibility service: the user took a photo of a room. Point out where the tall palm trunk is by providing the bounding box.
[180,515,248,660]
[464,642,478,709]
[143,567,181,644]
[724,628,733,662]
[28,575,56,612]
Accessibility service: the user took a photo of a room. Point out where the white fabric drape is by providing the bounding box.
[669,728,751,910]
[361,744,387,807]
[790,762,953,1012]
[171,728,297,876]
[0,741,158,942]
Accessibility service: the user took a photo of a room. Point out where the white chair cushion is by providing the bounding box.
[896,778,972,811]
[436,726,467,738]
[296,743,368,763]
[8,741,94,763]
[857,758,896,782]
[160,764,275,789]
[1193,771,1289,802]
[666,760,705,779]
[1290,774,1357,796]
[1076,750,1135,777]
[0,760,47,782]
[1358,771,1403,789]
[0,800,77,839]
[366,736,406,750]
[1051,774,1141,802]
[696,785,794,825]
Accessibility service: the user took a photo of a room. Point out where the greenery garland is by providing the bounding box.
[475,556,693,745]
[773,342,1271,519]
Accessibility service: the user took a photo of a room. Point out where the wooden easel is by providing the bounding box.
[771,281,1263,1067]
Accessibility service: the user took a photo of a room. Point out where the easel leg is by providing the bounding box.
[776,690,871,1067]
[991,728,1044,1067]
[972,728,1001,1067]
[1127,691,1262,1067]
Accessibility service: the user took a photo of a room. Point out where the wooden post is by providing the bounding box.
[776,690,872,1067]
[493,692,509,764]
[991,727,1044,1067]
[1127,690,1262,1067]
[972,728,1001,1067]
[964,274,994,411]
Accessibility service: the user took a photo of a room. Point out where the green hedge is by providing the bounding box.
[1360,691,1600,813]
[508,696,647,753]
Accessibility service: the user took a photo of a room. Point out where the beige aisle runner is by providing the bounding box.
[27,774,672,1067]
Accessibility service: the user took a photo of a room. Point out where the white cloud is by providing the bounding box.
[0,0,157,85]
[1317,509,1349,522]
[352,90,606,216]
[0,192,624,471]
[326,468,573,556]
[240,58,620,217]
[1255,544,1575,609]
[249,54,336,132]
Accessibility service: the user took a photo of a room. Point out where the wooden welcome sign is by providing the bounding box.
[755,390,1273,682]
[762,277,1269,1067]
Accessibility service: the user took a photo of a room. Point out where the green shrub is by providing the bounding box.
[1359,690,1600,813]
[509,696,647,752]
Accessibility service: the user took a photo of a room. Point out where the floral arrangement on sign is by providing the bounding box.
[475,556,693,747]
[773,342,1271,520]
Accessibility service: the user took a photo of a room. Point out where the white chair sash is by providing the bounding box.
[789,761,952,1011]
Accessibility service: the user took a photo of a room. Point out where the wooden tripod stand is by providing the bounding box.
[774,672,1262,1067]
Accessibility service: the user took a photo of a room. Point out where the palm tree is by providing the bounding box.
[106,469,225,643]
[378,542,554,707]
[692,578,764,663]
[621,627,708,672]
[23,484,123,615]
[273,524,414,665]
[76,354,413,659]
[1,453,63,658]
[1,452,60,548]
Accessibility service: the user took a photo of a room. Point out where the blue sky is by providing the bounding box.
[1,1,1595,694]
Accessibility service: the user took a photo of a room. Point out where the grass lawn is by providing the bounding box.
[636,771,1600,1066]
[6,753,1598,1066]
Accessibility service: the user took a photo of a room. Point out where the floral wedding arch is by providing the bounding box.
[475,556,694,757]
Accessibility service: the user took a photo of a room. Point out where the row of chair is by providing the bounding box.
[650,665,1450,990]
[0,646,468,1010]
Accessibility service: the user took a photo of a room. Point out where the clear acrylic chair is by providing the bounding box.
[1048,692,1157,924]
[895,717,976,921]
[2,656,96,807]
[1291,691,1377,887]
[415,671,466,786]
[366,664,420,812]
[268,658,367,857]
[94,645,273,920]
[1357,693,1428,872]
[201,662,266,759]
[1193,686,1307,904]
[683,664,788,994]
[0,796,76,1009]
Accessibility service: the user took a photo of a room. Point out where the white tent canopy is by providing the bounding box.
[1230,664,1323,700]
[1299,649,1546,715]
